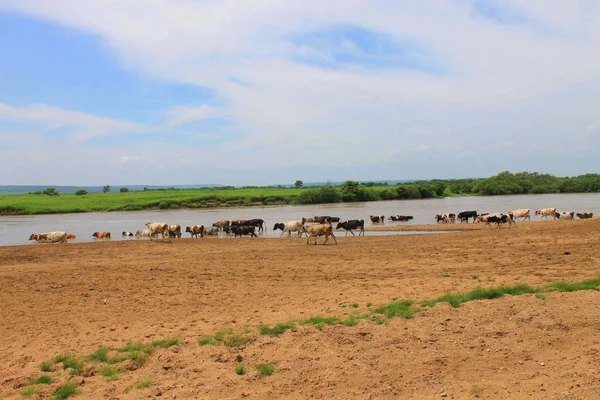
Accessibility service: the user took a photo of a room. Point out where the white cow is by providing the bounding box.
[273,220,305,237]
[145,222,169,240]
[509,209,530,222]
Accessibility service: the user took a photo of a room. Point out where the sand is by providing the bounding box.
[1,218,600,399]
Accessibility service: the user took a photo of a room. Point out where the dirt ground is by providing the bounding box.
[1,219,600,399]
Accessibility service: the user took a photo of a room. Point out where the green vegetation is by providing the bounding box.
[40,361,53,372]
[134,377,153,389]
[3,171,600,215]
[235,363,246,375]
[256,363,275,376]
[53,354,84,375]
[87,347,122,364]
[98,366,122,380]
[197,328,251,347]
[259,322,296,337]
[33,375,53,385]
[75,189,87,196]
[151,338,180,348]
[20,386,40,397]
[53,383,78,400]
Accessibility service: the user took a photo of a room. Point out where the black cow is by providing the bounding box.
[246,218,266,232]
[335,219,365,236]
[369,215,384,223]
[484,214,513,228]
[576,212,593,219]
[314,216,340,223]
[231,225,257,237]
[388,215,413,222]
[457,210,478,223]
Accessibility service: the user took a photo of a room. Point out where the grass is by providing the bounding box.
[259,322,296,337]
[235,363,246,376]
[53,354,84,375]
[53,383,78,400]
[374,300,416,319]
[87,347,123,364]
[20,386,39,397]
[199,328,251,347]
[151,338,180,348]
[40,361,53,372]
[198,336,218,346]
[471,385,483,398]
[134,377,153,389]
[33,375,53,385]
[256,363,275,376]
[98,366,122,380]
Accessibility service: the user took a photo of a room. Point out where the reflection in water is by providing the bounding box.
[1,193,598,246]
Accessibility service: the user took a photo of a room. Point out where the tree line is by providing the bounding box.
[294,171,600,204]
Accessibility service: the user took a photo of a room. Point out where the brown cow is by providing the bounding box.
[92,232,111,239]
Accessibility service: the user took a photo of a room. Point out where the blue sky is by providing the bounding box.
[0,1,598,185]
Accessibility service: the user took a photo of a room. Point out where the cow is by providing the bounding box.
[185,225,205,238]
[457,211,478,223]
[314,216,337,223]
[122,231,134,237]
[230,219,248,226]
[30,231,68,244]
[303,221,337,245]
[478,213,513,228]
[388,215,413,222]
[145,222,170,240]
[556,211,575,220]
[205,226,220,236]
[135,229,154,238]
[168,224,182,239]
[246,218,266,233]
[369,215,385,223]
[509,209,530,222]
[66,233,77,239]
[435,213,455,223]
[231,225,257,237]
[303,218,316,223]
[212,220,230,231]
[273,220,305,237]
[535,208,557,220]
[93,231,111,239]
[336,219,365,236]
[576,212,594,219]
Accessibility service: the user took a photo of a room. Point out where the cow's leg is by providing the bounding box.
[322,235,329,245]
[349,229,355,237]
[331,232,338,245]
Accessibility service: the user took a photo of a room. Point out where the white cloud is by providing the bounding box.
[1,1,600,184]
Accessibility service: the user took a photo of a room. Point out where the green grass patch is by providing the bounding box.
[235,363,246,376]
[421,284,535,309]
[134,377,153,389]
[546,278,600,293]
[98,366,122,380]
[33,375,53,385]
[53,354,84,375]
[199,328,252,347]
[351,303,359,308]
[259,322,296,337]
[374,300,416,319]
[117,342,154,365]
[40,361,53,372]
[87,347,123,364]
[256,363,275,376]
[198,336,218,346]
[151,338,180,349]
[20,386,40,397]
[53,383,78,400]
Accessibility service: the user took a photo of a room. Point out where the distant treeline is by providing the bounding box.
[295,171,600,204]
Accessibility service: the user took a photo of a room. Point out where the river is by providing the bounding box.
[1,193,598,246]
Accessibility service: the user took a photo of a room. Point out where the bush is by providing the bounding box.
[43,187,59,196]
[297,186,341,204]
[75,189,87,196]
[396,184,420,199]
[158,202,169,209]
[119,188,129,193]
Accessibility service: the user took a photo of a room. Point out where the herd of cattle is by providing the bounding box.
[26,208,594,244]
[435,208,593,227]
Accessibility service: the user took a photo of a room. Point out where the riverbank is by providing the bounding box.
[1,219,599,398]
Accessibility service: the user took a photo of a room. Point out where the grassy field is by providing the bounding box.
[0,187,311,215]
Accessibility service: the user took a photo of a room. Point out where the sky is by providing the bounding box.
[0,0,599,186]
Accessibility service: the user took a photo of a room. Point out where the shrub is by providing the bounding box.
[119,187,129,193]
[158,202,169,209]
[75,189,88,196]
